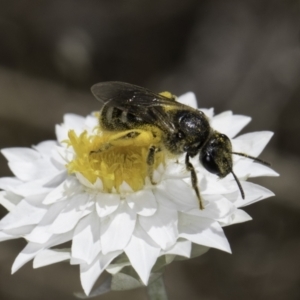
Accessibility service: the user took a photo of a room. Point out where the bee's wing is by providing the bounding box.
[91,81,183,132]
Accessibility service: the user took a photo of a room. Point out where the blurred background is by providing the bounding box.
[0,0,299,299]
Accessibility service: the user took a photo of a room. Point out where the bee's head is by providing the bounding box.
[200,131,271,200]
[200,131,245,198]
[200,131,232,178]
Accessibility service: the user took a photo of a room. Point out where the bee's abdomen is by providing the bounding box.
[100,106,144,131]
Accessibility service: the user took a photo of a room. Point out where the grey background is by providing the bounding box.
[0,1,299,299]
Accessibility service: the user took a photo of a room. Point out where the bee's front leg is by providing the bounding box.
[185,154,204,210]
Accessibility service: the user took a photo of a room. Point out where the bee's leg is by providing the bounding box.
[147,145,160,185]
[185,154,204,210]
[90,143,111,155]
[90,131,141,155]
[118,131,141,139]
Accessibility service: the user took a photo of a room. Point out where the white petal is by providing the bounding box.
[33,141,57,157]
[155,179,198,212]
[49,193,90,234]
[200,108,214,119]
[210,111,232,133]
[64,113,86,129]
[9,180,52,197]
[178,213,231,253]
[211,111,251,138]
[85,114,99,129]
[0,231,17,242]
[106,262,131,275]
[12,231,73,273]
[96,193,120,217]
[83,200,95,216]
[100,201,136,254]
[55,124,66,143]
[233,209,252,223]
[119,181,134,193]
[220,209,252,226]
[177,92,198,109]
[124,223,160,285]
[247,163,279,178]
[33,249,71,268]
[72,212,101,264]
[232,131,273,157]
[187,197,235,221]
[70,257,83,265]
[76,172,95,189]
[93,178,103,190]
[163,162,187,180]
[225,115,251,138]
[0,191,22,212]
[233,157,278,179]
[12,242,44,274]
[0,177,22,191]
[229,181,274,208]
[161,239,191,258]
[126,190,157,216]
[43,177,79,205]
[139,203,178,250]
[0,199,46,230]
[8,155,59,182]
[80,251,122,295]
[2,225,35,238]
[43,170,67,188]
[21,193,44,204]
[25,200,68,243]
[75,276,112,298]
[200,175,235,195]
[1,147,40,162]
[53,146,74,165]
[55,114,86,143]
[232,158,254,177]
[43,183,67,205]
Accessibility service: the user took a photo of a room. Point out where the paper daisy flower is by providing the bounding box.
[0,88,277,297]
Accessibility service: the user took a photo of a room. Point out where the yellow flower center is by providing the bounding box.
[66,128,165,193]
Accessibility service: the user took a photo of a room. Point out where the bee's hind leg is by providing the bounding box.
[185,154,204,210]
[147,145,160,185]
[90,143,111,155]
[90,130,141,155]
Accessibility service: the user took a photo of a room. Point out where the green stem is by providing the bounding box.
[146,276,169,300]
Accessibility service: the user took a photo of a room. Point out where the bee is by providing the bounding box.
[91,81,270,209]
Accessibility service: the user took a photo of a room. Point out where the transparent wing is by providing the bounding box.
[91,81,185,132]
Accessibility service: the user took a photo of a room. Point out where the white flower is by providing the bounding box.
[0,92,278,296]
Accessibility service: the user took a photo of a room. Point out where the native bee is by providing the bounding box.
[91,81,269,209]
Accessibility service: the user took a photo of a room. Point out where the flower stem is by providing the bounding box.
[146,276,169,300]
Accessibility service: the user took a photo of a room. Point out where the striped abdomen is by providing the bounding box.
[100,105,146,131]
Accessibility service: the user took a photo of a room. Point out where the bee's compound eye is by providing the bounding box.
[201,153,220,175]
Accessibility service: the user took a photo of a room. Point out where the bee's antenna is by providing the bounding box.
[231,152,271,167]
[231,170,245,199]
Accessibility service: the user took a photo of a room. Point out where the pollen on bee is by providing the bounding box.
[159,91,175,100]
[66,128,165,193]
